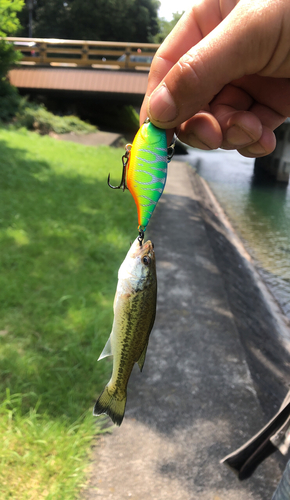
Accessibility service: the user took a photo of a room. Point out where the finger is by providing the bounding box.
[147,0,234,91]
[178,112,223,150]
[237,127,276,158]
[217,110,263,150]
[211,82,287,130]
[232,75,290,119]
[140,0,229,125]
[210,84,286,149]
[248,102,287,130]
[146,1,284,128]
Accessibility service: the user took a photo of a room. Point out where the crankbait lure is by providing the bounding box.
[108,119,175,236]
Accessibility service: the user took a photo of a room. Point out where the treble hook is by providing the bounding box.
[107,145,131,191]
[138,228,144,247]
[167,134,177,162]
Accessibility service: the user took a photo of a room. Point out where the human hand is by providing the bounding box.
[140,0,290,158]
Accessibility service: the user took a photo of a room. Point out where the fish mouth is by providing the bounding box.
[131,237,155,261]
[140,240,155,262]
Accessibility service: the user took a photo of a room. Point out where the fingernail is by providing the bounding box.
[246,142,267,156]
[226,125,254,146]
[148,85,178,123]
[187,134,211,150]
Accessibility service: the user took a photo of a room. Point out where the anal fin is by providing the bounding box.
[137,342,148,372]
[98,335,112,361]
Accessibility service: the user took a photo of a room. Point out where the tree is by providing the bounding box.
[154,11,184,43]
[17,0,160,42]
[0,0,24,121]
[0,0,24,75]
[0,0,23,37]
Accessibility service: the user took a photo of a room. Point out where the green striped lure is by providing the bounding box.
[108,119,175,235]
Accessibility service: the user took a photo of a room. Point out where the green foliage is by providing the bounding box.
[119,105,139,133]
[0,0,24,122]
[0,0,24,78]
[0,41,22,122]
[154,11,184,43]
[0,127,137,498]
[0,0,24,36]
[14,101,97,134]
[0,75,21,121]
[0,390,103,500]
[88,101,139,134]
[17,0,160,42]
[0,38,20,79]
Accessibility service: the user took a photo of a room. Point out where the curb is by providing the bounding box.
[189,165,290,420]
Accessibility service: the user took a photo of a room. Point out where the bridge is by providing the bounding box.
[6,37,159,104]
[6,38,290,182]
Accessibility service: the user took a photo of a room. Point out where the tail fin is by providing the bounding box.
[93,386,126,426]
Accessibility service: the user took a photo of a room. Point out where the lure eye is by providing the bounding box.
[143,256,151,266]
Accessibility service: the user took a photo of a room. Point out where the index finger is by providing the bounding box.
[140,0,227,124]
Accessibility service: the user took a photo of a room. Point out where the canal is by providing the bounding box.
[175,148,290,320]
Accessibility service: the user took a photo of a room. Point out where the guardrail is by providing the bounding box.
[4,37,159,70]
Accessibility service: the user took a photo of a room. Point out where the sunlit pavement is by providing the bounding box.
[83,160,287,500]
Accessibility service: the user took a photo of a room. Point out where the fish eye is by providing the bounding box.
[143,256,151,266]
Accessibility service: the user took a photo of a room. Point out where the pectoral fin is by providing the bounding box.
[98,335,112,360]
[137,342,148,372]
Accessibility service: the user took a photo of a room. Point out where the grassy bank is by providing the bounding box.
[0,128,136,499]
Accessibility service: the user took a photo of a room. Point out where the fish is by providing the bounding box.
[108,119,175,233]
[93,236,157,426]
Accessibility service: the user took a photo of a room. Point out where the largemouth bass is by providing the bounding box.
[94,236,157,426]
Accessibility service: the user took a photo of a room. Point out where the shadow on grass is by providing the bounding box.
[0,133,136,422]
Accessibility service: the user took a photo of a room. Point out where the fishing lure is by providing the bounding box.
[108,119,175,236]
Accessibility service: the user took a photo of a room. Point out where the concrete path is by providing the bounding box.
[82,160,286,500]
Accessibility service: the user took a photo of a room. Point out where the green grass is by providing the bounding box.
[0,127,137,499]
[14,103,97,135]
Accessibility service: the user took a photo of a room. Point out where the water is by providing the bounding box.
[175,148,290,319]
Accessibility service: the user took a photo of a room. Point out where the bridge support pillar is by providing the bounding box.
[254,120,290,184]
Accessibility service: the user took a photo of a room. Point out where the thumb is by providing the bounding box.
[147,0,281,128]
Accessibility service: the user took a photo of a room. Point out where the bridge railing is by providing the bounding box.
[4,37,159,70]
